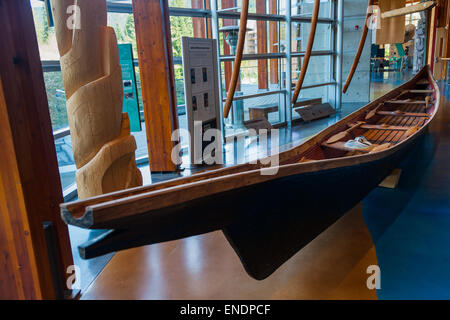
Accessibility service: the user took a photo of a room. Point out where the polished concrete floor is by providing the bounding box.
[69,100,366,293]
[78,71,450,299]
[81,204,378,300]
[370,69,415,100]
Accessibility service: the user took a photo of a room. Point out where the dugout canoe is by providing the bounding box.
[61,65,440,280]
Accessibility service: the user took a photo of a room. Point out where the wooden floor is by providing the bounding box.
[81,203,378,300]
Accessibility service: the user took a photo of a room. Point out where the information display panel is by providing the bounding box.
[182,37,221,165]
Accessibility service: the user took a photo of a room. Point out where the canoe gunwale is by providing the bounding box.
[61,66,440,230]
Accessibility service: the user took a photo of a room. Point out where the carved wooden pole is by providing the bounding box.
[51,0,142,199]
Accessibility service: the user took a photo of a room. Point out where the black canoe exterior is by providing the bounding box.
[78,128,425,280]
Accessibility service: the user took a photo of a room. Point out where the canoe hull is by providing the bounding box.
[79,128,425,280]
[224,130,423,279]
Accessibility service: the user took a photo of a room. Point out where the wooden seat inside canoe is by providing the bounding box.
[312,85,433,161]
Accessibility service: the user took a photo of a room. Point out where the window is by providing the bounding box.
[32,0,337,195]
[216,0,336,136]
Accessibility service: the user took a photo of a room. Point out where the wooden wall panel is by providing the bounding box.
[257,0,269,89]
[0,83,36,300]
[376,0,406,45]
[0,0,74,299]
[132,0,179,172]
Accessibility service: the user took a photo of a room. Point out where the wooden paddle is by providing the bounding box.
[377,111,430,117]
[408,89,434,94]
[370,143,392,153]
[326,121,365,144]
[365,103,384,120]
[403,125,420,139]
[298,157,313,163]
[292,0,320,104]
[381,1,437,19]
[223,0,249,118]
[417,79,429,85]
[387,99,429,104]
[360,124,412,131]
[425,95,431,111]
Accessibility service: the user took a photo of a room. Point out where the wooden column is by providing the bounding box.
[443,0,450,75]
[257,0,269,89]
[192,0,206,38]
[437,0,448,28]
[206,0,213,39]
[427,5,438,70]
[0,0,73,299]
[434,0,449,78]
[132,0,179,172]
[269,0,279,84]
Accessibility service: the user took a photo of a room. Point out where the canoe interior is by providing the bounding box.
[60,66,440,280]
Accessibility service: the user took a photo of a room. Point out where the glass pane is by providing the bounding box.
[169,0,206,9]
[218,0,281,14]
[170,16,195,57]
[223,92,286,137]
[243,93,285,123]
[291,55,331,86]
[31,0,59,60]
[220,55,286,137]
[291,85,332,120]
[55,135,76,190]
[43,71,69,131]
[219,0,252,13]
[292,0,333,19]
[218,20,283,56]
[292,22,332,52]
[132,124,151,160]
[108,12,138,57]
[220,58,283,98]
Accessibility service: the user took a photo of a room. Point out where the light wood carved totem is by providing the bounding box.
[51,0,142,199]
